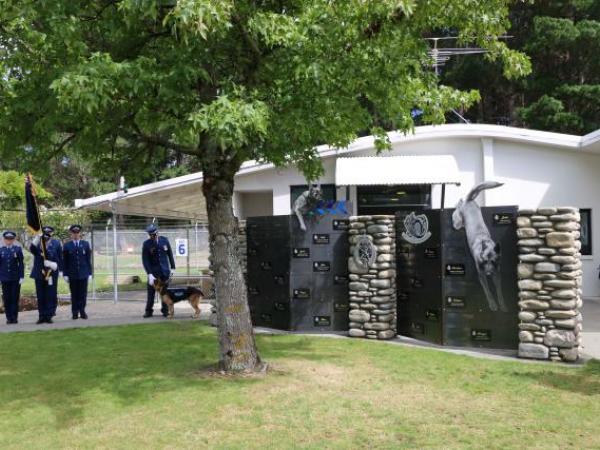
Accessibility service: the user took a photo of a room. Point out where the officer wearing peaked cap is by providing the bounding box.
[142,224,175,318]
[63,225,92,320]
[29,225,63,324]
[0,231,25,324]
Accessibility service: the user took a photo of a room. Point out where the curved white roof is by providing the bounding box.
[75,124,600,219]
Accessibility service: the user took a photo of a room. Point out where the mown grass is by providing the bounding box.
[0,322,599,449]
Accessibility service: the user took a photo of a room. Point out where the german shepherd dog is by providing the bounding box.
[452,181,507,312]
[153,278,204,319]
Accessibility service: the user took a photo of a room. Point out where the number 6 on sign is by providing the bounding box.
[175,239,188,257]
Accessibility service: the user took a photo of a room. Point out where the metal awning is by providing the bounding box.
[335,155,461,186]
[74,172,207,221]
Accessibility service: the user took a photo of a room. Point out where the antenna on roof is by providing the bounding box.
[426,36,512,76]
[425,36,512,123]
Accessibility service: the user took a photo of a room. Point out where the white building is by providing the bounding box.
[76,124,600,296]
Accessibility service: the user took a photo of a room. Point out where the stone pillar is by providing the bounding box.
[347,215,397,340]
[516,207,583,362]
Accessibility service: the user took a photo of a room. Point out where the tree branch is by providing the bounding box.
[125,125,200,156]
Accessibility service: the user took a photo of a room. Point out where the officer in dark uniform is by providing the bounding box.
[0,231,25,324]
[142,224,175,318]
[63,225,92,320]
[29,225,63,324]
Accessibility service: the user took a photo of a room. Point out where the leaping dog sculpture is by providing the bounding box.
[452,181,507,312]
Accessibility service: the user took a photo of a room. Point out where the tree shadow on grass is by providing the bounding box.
[255,334,348,363]
[512,359,600,397]
[0,323,355,430]
[0,322,266,429]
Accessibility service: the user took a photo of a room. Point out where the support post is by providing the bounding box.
[441,183,446,210]
[111,202,118,304]
[91,227,96,303]
[186,225,191,276]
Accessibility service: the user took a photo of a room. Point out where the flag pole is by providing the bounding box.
[26,173,51,280]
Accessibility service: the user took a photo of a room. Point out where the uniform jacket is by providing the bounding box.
[0,244,25,282]
[29,238,63,280]
[63,239,92,280]
[142,236,175,278]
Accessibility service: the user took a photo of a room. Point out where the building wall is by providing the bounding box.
[232,136,600,296]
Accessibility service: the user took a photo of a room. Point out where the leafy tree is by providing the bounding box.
[442,0,600,133]
[0,0,528,372]
[0,171,51,209]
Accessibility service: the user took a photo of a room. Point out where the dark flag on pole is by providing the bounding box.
[25,173,50,279]
[25,173,42,234]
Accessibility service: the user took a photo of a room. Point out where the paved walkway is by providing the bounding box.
[0,300,211,334]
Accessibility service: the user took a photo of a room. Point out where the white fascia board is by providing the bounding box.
[76,124,599,210]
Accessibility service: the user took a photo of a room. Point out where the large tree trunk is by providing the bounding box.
[202,157,262,373]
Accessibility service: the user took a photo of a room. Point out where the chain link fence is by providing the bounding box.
[87,224,211,301]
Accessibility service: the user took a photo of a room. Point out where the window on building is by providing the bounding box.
[580,208,592,256]
[290,184,337,210]
[357,184,431,215]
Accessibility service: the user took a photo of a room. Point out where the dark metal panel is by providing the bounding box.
[395,209,443,344]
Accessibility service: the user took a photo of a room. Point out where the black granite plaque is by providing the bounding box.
[274,302,288,311]
[332,219,349,231]
[411,322,425,334]
[445,263,465,276]
[292,247,310,258]
[293,288,310,299]
[248,286,260,296]
[248,247,258,256]
[424,247,438,259]
[425,309,440,321]
[313,261,331,272]
[273,275,285,285]
[445,296,465,308]
[493,212,514,225]
[260,261,272,271]
[334,274,349,284]
[260,313,272,323]
[334,302,349,312]
[313,316,331,326]
[411,277,424,288]
[471,329,492,341]
[397,291,409,302]
[312,234,330,244]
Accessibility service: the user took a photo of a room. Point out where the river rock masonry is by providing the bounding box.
[516,207,583,362]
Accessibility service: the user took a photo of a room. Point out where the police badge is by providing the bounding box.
[353,235,377,269]
[401,212,432,244]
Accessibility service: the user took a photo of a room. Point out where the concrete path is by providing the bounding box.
[0,300,211,334]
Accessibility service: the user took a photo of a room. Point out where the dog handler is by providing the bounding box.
[0,231,25,324]
[142,224,175,318]
[63,225,93,320]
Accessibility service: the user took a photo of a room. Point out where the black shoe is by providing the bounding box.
[143,312,153,318]
[46,318,53,324]
[162,312,169,318]
[72,315,79,320]
[36,319,45,324]
[80,313,88,320]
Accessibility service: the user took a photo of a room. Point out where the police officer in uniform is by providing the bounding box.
[30,225,63,324]
[63,225,92,320]
[142,224,175,318]
[0,231,25,324]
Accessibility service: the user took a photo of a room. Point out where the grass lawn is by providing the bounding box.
[0,323,599,449]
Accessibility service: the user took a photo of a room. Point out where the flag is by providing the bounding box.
[25,173,50,280]
[25,173,42,234]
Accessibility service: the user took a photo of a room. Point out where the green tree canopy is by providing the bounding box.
[0,170,51,209]
[442,0,600,134]
[0,0,528,372]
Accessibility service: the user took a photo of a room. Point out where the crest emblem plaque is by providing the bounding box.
[353,235,377,269]
[401,212,432,244]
